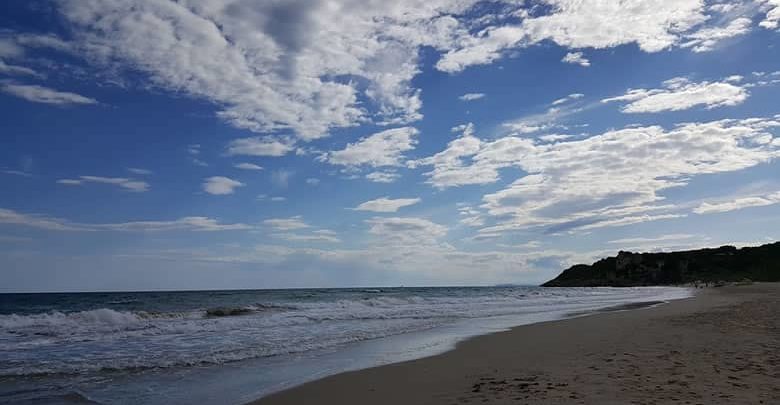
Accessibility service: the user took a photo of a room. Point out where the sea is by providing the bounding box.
[0,286,692,404]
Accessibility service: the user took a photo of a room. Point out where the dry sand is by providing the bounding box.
[252,283,780,404]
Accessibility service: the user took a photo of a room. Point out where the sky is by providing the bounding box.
[1,0,780,292]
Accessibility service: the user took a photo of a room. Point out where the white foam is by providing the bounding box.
[0,287,692,376]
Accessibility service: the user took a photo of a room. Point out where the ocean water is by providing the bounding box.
[0,286,692,404]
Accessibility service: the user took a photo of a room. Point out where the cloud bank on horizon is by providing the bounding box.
[1,0,780,291]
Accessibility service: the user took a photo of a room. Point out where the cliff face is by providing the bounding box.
[542,242,780,287]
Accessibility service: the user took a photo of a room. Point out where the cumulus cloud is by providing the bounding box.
[602,77,748,113]
[414,116,780,234]
[233,163,264,171]
[459,92,486,101]
[57,176,149,192]
[54,0,477,139]
[411,124,527,187]
[694,191,780,214]
[0,207,250,232]
[760,0,780,29]
[353,197,421,213]
[1,83,97,105]
[3,0,767,149]
[436,0,708,73]
[561,52,590,67]
[321,127,418,168]
[202,176,244,195]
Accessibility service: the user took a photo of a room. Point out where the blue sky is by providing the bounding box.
[1,0,780,292]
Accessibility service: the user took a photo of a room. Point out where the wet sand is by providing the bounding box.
[252,283,780,404]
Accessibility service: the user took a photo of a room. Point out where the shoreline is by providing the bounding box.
[252,283,779,404]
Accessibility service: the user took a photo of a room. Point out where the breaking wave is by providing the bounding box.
[0,287,691,377]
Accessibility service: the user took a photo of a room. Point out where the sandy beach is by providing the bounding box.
[254,283,780,404]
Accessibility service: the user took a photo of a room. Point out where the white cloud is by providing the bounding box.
[2,170,33,177]
[604,233,711,253]
[55,0,483,140]
[226,137,294,157]
[551,93,584,106]
[57,176,149,192]
[263,216,309,231]
[457,204,485,227]
[257,194,287,202]
[305,178,320,186]
[0,60,40,77]
[459,92,486,101]
[760,0,780,29]
[8,0,766,151]
[0,208,85,231]
[321,127,418,168]
[202,176,244,195]
[127,168,152,175]
[353,197,421,213]
[725,75,744,83]
[561,51,590,67]
[365,171,400,183]
[98,217,252,232]
[414,117,780,234]
[188,147,208,166]
[0,207,250,232]
[538,134,574,142]
[681,17,752,52]
[436,0,707,73]
[608,234,697,244]
[411,125,530,187]
[234,163,264,171]
[500,101,588,138]
[1,83,97,105]
[602,77,748,113]
[273,231,341,243]
[365,216,448,246]
[694,191,780,214]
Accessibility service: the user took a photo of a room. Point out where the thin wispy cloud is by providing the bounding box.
[57,176,149,192]
[353,197,421,213]
[1,83,97,105]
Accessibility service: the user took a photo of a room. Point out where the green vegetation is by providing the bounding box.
[542,242,780,287]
